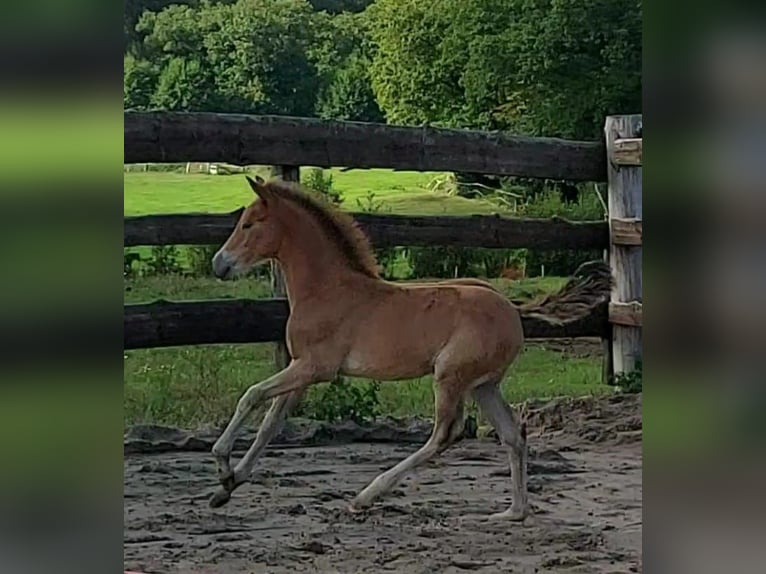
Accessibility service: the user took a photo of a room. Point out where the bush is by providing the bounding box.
[124,251,142,278]
[296,378,381,423]
[405,246,525,280]
[145,245,183,275]
[474,248,526,278]
[316,52,384,123]
[186,245,219,277]
[407,246,475,279]
[518,187,605,277]
[303,168,343,206]
[612,360,642,394]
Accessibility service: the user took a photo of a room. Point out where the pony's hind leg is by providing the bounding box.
[209,389,303,508]
[472,381,530,521]
[350,382,464,511]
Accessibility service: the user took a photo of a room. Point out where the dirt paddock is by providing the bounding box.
[124,394,642,573]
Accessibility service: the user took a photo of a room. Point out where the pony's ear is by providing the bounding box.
[245,175,272,202]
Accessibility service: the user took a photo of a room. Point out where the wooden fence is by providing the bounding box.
[124,112,642,379]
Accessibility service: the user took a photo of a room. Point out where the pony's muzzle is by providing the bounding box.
[212,250,234,279]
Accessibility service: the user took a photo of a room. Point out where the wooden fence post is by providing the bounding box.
[271,165,300,370]
[594,181,614,386]
[604,115,643,378]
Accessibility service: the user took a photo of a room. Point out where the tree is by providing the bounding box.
[491,0,642,139]
[150,57,214,111]
[367,0,641,139]
[308,0,374,13]
[366,0,469,127]
[136,0,322,115]
[124,54,158,110]
[316,52,384,122]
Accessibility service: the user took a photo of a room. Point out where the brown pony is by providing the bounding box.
[209,176,529,520]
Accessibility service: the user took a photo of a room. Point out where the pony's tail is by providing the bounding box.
[518,260,612,325]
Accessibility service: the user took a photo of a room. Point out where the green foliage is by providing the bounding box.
[124,54,159,109]
[296,378,381,423]
[303,168,344,206]
[493,0,642,139]
[612,360,642,394]
[309,11,382,122]
[186,245,219,277]
[125,0,640,140]
[124,252,142,278]
[356,190,390,214]
[405,241,525,280]
[307,11,367,76]
[317,51,384,122]
[407,246,477,279]
[476,248,526,278]
[124,0,203,51]
[151,56,213,111]
[135,0,322,115]
[518,188,605,276]
[367,0,469,127]
[146,245,183,275]
[367,0,641,138]
[308,0,375,13]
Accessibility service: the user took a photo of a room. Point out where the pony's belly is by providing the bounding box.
[340,352,432,381]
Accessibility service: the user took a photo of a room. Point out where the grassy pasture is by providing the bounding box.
[124,168,503,216]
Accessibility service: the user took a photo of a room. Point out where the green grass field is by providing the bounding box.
[124,168,505,216]
[124,169,612,429]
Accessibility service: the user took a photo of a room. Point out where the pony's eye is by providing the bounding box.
[242,223,253,230]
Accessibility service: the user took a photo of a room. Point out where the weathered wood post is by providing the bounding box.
[604,115,643,378]
[271,165,300,370]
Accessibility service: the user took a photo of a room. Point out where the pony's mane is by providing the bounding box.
[266,180,380,278]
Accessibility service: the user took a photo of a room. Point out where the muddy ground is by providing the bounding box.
[124,394,642,573]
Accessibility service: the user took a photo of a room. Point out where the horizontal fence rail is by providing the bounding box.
[124,112,607,182]
[125,211,609,250]
[124,299,609,350]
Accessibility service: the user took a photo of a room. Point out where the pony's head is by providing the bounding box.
[213,175,380,281]
[212,176,282,279]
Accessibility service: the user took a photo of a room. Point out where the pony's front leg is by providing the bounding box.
[210,361,313,498]
[209,389,303,508]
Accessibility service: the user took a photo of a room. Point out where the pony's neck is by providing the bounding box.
[274,208,360,305]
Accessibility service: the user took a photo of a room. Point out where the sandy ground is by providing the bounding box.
[124,394,641,573]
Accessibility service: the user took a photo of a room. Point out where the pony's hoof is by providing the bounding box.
[209,488,232,509]
[218,470,236,491]
[489,507,529,522]
[348,494,373,514]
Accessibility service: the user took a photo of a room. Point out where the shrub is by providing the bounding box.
[124,251,143,278]
[474,248,526,279]
[407,246,476,279]
[612,360,642,394]
[518,187,605,277]
[405,246,524,280]
[303,168,343,206]
[296,378,381,423]
[316,52,384,123]
[145,245,183,275]
[186,245,219,277]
